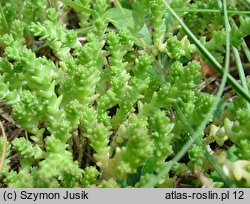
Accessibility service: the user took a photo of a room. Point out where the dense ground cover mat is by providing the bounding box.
[0,0,250,188]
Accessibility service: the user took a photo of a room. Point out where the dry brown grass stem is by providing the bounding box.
[0,121,7,173]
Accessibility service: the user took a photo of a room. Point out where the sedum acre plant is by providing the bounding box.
[0,0,250,188]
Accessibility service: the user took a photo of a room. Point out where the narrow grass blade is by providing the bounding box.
[242,41,250,63]
[0,3,9,32]
[0,121,7,173]
[164,1,250,103]
[164,8,250,15]
[60,0,93,14]
[232,46,250,110]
